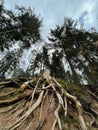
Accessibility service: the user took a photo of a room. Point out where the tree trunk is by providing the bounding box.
[66,53,81,85]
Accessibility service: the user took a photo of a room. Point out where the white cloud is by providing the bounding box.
[4,0,98,39]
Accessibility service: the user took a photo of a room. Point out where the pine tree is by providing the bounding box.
[0,5,42,78]
[48,18,98,85]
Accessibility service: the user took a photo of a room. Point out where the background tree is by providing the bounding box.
[48,18,98,85]
[0,5,42,78]
[28,17,98,85]
[27,46,50,77]
[50,50,65,79]
[0,4,98,86]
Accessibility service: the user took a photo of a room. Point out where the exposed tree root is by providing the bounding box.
[0,70,98,130]
[1,70,86,130]
[8,90,44,130]
[52,78,87,130]
[0,91,32,106]
[0,81,12,86]
[83,110,95,126]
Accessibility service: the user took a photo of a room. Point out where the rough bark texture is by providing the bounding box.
[0,70,98,130]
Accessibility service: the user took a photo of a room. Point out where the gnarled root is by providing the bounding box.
[8,88,44,130]
[0,70,88,130]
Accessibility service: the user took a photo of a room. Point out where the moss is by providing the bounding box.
[56,78,89,100]
[56,78,68,88]
[87,125,93,130]
[60,112,80,130]
[0,89,23,101]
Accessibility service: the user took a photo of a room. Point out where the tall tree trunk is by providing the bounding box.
[66,53,81,85]
[78,58,97,85]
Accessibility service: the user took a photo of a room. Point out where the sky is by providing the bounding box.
[3,0,98,40]
[0,0,98,75]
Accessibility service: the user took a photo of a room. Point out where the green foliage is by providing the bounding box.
[0,5,42,51]
[0,5,42,78]
[28,17,98,85]
[28,45,51,76]
[0,4,98,86]
[0,51,19,78]
[12,68,30,79]
[48,18,98,85]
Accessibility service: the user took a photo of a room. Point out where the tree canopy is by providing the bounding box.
[0,5,98,86]
[0,5,42,78]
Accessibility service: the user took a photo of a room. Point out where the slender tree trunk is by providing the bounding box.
[65,53,81,85]
[78,58,97,85]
